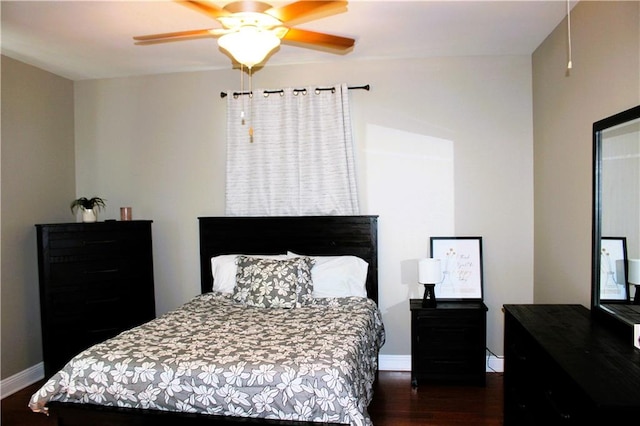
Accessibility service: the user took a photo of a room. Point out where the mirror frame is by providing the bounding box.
[592,104,640,336]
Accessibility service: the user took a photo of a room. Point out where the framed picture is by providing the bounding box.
[600,237,629,302]
[430,236,483,301]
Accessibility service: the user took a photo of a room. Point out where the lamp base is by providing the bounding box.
[422,283,437,308]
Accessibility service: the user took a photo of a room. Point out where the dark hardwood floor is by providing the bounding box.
[1,371,503,425]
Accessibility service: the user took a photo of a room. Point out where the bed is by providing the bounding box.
[29,215,384,426]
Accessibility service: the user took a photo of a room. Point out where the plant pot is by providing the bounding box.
[81,208,97,223]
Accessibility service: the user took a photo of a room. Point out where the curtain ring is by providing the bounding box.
[263,92,269,97]
[233,93,239,99]
[279,91,284,96]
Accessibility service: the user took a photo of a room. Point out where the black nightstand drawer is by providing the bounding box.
[419,357,478,374]
[415,322,483,348]
[410,299,487,386]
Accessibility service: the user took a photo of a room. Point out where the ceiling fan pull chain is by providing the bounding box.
[249,66,254,142]
[240,63,245,124]
[566,0,573,71]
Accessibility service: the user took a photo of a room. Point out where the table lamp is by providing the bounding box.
[629,259,640,305]
[418,258,441,308]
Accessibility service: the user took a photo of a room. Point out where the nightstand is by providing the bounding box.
[410,299,487,387]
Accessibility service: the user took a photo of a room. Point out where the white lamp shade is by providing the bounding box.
[418,258,441,284]
[218,27,281,68]
[629,259,640,284]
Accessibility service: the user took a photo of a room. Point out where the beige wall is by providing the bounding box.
[74,56,535,360]
[1,56,75,378]
[533,1,640,305]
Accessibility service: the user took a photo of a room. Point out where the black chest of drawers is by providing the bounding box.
[504,304,640,425]
[410,299,487,386]
[35,221,156,378]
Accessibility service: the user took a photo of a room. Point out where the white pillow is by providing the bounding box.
[210,254,288,294]
[287,251,369,298]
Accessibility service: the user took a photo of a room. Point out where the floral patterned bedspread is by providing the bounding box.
[29,293,386,425]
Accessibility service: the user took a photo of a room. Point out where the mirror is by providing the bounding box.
[592,105,640,333]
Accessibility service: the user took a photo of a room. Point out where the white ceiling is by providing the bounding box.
[1,0,574,81]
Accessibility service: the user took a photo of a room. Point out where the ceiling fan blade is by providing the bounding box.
[133,28,221,45]
[265,1,347,24]
[281,27,354,50]
[180,0,231,19]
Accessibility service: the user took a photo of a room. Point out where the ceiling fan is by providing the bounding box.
[134,1,355,68]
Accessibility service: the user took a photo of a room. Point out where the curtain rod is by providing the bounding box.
[220,84,370,99]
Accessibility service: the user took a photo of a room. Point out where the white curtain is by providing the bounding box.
[225,83,359,216]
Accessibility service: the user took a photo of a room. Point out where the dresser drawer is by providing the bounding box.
[47,258,145,287]
[48,233,149,257]
[49,282,124,312]
[503,305,640,425]
[45,324,125,368]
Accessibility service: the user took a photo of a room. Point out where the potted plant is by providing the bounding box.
[70,197,106,223]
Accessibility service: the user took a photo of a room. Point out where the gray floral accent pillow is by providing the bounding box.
[233,256,314,308]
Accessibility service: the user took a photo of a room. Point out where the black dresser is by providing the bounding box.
[410,299,487,386]
[35,221,156,378]
[504,304,640,425]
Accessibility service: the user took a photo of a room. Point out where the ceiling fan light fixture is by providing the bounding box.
[218,26,281,68]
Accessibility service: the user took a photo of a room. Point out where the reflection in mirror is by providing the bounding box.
[593,105,640,333]
[599,237,629,302]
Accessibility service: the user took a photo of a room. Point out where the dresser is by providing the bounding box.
[36,221,156,378]
[503,304,640,425]
[410,299,487,386]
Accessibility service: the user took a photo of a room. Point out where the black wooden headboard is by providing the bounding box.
[198,216,379,303]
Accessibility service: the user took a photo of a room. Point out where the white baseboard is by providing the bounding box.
[379,354,504,373]
[378,354,412,371]
[1,362,44,400]
[486,354,504,372]
[1,356,503,399]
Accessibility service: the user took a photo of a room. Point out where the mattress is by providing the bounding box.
[29,292,385,425]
